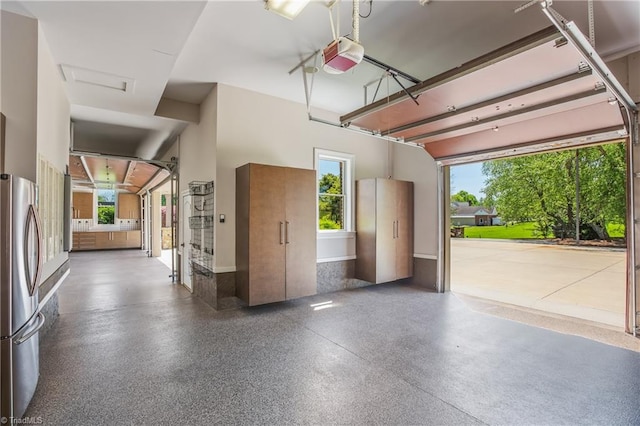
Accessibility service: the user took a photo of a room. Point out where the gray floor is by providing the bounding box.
[28,250,640,425]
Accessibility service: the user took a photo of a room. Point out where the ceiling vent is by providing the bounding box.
[60,64,135,94]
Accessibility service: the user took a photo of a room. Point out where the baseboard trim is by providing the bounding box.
[414,253,437,260]
[317,256,356,263]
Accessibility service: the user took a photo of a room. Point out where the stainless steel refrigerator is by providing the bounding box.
[0,173,44,419]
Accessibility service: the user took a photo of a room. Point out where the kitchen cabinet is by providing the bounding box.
[126,231,142,248]
[72,191,93,219]
[95,231,114,249]
[72,230,141,250]
[236,163,316,306]
[355,178,414,284]
[72,232,96,250]
[118,193,140,219]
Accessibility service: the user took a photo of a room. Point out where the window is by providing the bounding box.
[97,189,115,224]
[315,149,354,231]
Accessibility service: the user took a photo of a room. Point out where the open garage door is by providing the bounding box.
[339,4,639,335]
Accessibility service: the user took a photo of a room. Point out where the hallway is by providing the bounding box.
[28,251,640,424]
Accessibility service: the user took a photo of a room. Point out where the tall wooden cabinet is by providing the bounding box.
[355,178,414,284]
[236,163,317,306]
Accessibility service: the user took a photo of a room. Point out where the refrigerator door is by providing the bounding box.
[0,312,43,419]
[0,175,42,419]
[0,175,41,338]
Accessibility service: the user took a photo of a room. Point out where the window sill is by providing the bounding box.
[317,231,355,239]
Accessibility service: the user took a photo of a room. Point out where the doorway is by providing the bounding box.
[448,142,627,328]
[68,153,177,276]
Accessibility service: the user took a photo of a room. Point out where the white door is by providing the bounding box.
[180,191,192,292]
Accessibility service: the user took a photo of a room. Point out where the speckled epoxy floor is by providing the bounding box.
[27,250,640,425]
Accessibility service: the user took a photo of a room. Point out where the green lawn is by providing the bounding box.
[460,222,542,239]
[607,223,625,238]
[459,221,626,239]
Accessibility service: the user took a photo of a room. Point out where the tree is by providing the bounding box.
[451,190,479,205]
[318,173,343,230]
[98,206,115,224]
[482,142,626,240]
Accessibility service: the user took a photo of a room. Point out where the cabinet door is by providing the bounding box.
[284,167,317,300]
[112,231,128,247]
[117,193,129,218]
[118,193,140,219]
[395,181,414,280]
[355,179,377,283]
[94,232,112,249]
[248,164,287,305]
[126,231,141,248]
[375,179,397,283]
[73,192,93,219]
[129,195,140,219]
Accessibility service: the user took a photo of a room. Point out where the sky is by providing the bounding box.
[318,159,340,177]
[451,162,486,199]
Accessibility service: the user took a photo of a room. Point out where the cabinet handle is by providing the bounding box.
[279,221,284,245]
[285,221,290,244]
[395,220,399,239]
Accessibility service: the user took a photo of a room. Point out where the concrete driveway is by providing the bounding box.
[451,239,626,328]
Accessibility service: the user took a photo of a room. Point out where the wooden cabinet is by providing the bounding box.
[236,163,317,306]
[72,192,93,219]
[355,178,414,284]
[118,193,140,219]
[72,232,96,250]
[72,230,141,250]
[126,231,142,248]
[95,231,113,249]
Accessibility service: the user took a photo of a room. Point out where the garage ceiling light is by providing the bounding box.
[264,0,311,19]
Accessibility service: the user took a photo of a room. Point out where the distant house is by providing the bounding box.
[451,202,500,226]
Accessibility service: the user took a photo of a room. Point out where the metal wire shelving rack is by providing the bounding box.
[189,181,214,277]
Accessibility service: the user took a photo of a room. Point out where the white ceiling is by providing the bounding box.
[3,0,639,159]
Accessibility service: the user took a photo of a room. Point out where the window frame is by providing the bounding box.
[314,148,355,233]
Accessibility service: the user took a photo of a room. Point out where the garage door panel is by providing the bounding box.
[346,35,587,133]
[423,101,624,159]
[419,91,620,149]
[389,74,604,142]
[341,26,627,163]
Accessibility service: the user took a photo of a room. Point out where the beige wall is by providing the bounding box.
[173,84,440,272]
[37,26,70,173]
[178,84,217,195]
[37,24,71,280]
[393,144,439,257]
[0,11,38,181]
[0,13,70,282]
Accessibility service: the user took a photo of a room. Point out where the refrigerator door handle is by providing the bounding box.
[14,313,45,345]
[25,204,43,296]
